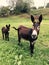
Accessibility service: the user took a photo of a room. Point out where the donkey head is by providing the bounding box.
[31,14,42,39]
[6,24,10,31]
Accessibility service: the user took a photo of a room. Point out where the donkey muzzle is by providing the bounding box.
[31,35,37,39]
[31,30,37,39]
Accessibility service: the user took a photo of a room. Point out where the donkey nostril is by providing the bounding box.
[32,35,37,39]
[33,35,36,37]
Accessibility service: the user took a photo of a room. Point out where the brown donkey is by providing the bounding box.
[2,24,10,41]
[13,15,42,56]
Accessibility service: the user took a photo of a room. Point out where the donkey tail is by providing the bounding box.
[12,27,18,30]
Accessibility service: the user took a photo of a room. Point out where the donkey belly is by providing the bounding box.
[21,34,33,41]
[21,34,37,42]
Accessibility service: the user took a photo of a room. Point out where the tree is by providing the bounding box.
[7,0,34,14]
[14,0,23,14]
[23,0,34,7]
[8,0,17,10]
[8,0,34,9]
[14,0,30,14]
[0,7,10,17]
[46,3,49,8]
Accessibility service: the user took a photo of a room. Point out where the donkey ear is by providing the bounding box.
[39,14,42,23]
[6,25,7,27]
[31,15,34,23]
[9,24,10,27]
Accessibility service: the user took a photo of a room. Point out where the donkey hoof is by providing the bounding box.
[30,53,33,57]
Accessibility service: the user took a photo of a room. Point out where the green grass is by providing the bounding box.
[0,15,49,65]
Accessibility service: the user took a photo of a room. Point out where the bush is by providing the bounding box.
[38,6,44,9]
[14,4,23,14]
[14,0,30,14]
[0,7,10,17]
[31,7,37,10]
[46,3,49,8]
[9,9,15,15]
[21,3,30,13]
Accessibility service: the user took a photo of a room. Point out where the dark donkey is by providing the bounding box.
[2,24,10,41]
[13,14,42,56]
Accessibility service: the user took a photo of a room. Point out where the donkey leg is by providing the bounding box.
[5,34,7,40]
[30,42,33,56]
[18,36,21,45]
[7,33,9,41]
[30,42,35,56]
[8,35,9,41]
[2,33,4,40]
[17,30,21,45]
[5,34,6,40]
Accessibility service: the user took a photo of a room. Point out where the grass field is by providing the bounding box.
[0,14,49,65]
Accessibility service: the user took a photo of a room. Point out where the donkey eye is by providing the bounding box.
[37,26,40,30]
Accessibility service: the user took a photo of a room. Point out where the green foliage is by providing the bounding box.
[0,7,10,17]
[21,3,30,13]
[14,55,23,65]
[14,0,30,14]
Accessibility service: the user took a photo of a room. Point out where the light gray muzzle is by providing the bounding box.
[31,30,37,39]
